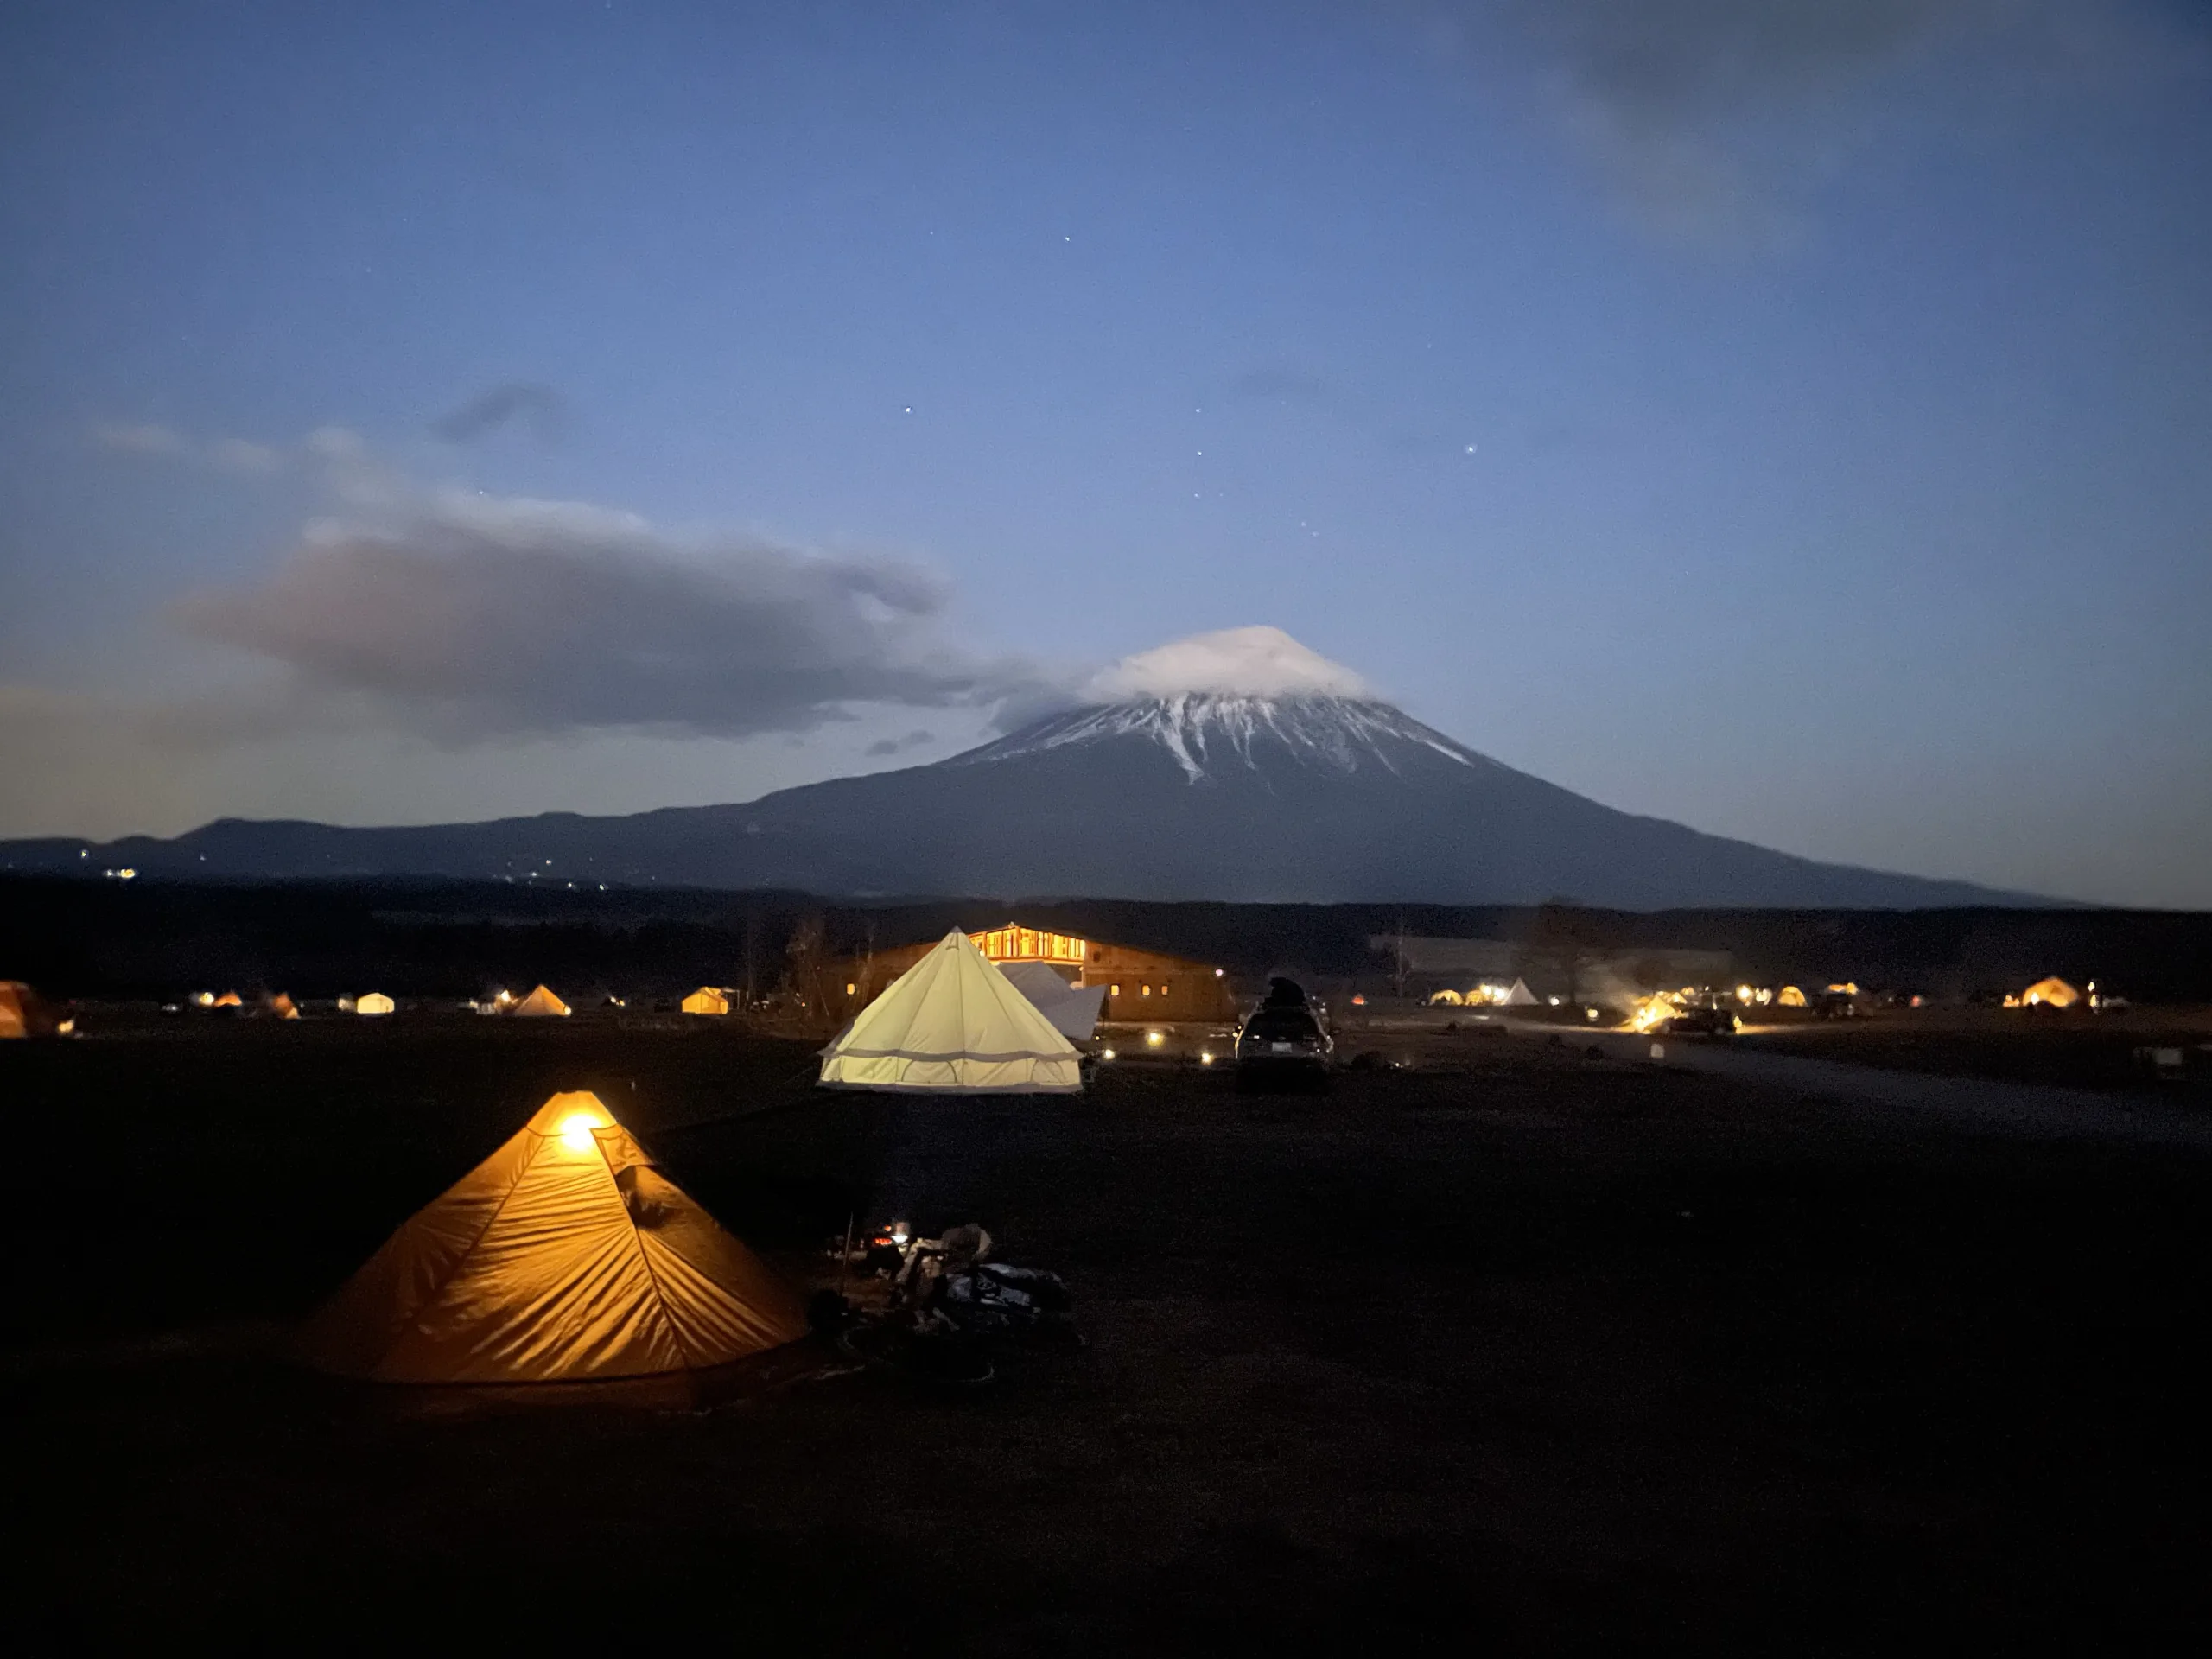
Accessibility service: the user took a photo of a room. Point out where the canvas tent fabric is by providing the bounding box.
[819,930,1083,1093]
[2021,976,2082,1008]
[681,987,730,1016]
[0,982,60,1039]
[354,991,396,1016]
[1501,979,1539,1007]
[297,1090,807,1383]
[997,961,1108,1041]
[267,993,300,1020]
[512,984,570,1017]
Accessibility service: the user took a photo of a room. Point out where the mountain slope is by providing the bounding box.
[2,692,2034,907]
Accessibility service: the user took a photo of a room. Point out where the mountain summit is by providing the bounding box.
[1,628,2031,907]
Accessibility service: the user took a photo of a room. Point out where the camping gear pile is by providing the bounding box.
[821,1221,1078,1386]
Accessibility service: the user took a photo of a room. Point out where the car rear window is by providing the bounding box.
[1245,1010,1318,1040]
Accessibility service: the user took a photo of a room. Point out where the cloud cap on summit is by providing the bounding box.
[1083,626,1374,704]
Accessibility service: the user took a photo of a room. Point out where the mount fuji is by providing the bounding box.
[1,628,2030,907]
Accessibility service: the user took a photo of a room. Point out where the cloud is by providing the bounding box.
[1535,0,1989,242]
[172,471,1044,744]
[865,728,938,757]
[431,382,568,445]
[209,437,283,475]
[1083,626,1373,702]
[92,421,288,474]
[1417,1,2139,246]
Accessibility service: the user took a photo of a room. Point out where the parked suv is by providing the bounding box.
[1235,978,1334,1085]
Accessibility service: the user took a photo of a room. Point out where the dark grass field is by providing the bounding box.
[4,1019,2208,1650]
[1738,1005,2212,1095]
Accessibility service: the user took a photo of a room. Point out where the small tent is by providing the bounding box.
[355,991,396,1016]
[212,990,245,1009]
[0,982,61,1039]
[296,1090,806,1383]
[1777,985,1808,1008]
[998,961,1108,1040]
[1501,978,1539,1007]
[2020,976,2081,1009]
[1427,988,1465,1006]
[681,987,731,1016]
[512,984,570,1018]
[819,930,1082,1093]
[266,993,300,1020]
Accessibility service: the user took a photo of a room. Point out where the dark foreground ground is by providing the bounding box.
[5,1020,2208,1650]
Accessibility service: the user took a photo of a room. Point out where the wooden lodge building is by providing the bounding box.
[830,924,1236,1025]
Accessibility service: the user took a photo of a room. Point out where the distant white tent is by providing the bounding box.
[998,962,1109,1041]
[819,931,1083,1094]
[354,991,396,1017]
[1501,978,1539,1007]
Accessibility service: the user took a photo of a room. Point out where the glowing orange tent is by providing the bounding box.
[511,983,570,1017]
[212,989,245,1008]
[297,1091,806,1383]
[266,993,300,1020]
[0,982,61,1039]
[2019,976,2081,1008]
[681,987,730,1016]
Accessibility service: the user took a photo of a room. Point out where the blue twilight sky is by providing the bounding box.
[2,2,2209,905]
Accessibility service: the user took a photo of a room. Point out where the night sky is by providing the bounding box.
[3,2,2208,905]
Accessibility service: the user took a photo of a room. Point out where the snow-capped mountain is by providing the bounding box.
[0,628,2033,907]
[957,693,1489,783]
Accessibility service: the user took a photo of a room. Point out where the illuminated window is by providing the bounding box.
[1109,984,1121,997]
[845,982,856,995]
[1161,981,1170,995]
[1141,984,1151,997]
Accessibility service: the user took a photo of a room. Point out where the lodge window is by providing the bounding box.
[1109,984,1121,996]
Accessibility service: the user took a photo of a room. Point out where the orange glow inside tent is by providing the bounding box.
[2019,976,2082,1008]
[512,983,571,1017]
[1,982,61,1039]
[296,1090,806,1383]
[212,990,244,1007]
[680,987,729,1016]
